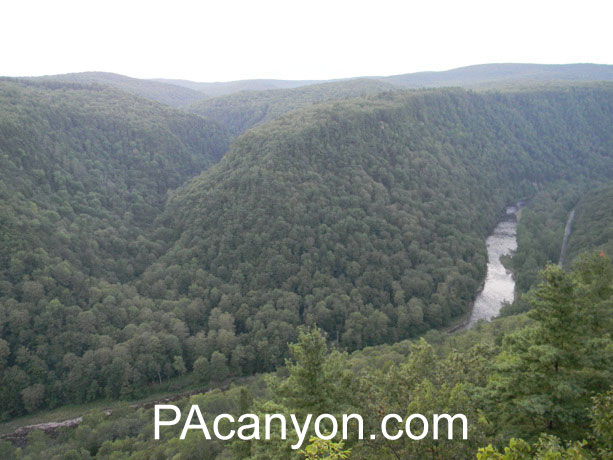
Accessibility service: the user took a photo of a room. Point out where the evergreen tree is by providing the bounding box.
[488,255,613,440]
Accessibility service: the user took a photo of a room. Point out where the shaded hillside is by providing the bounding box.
[0,78,229,290]
[154,85,613,369]
[30,72,207,107]
[566,184,613,262]
[505,182,583,299]
[188,78,396,136]
[502,179,612,317]
[0,79,230,418]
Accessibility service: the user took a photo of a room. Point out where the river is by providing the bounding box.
[463,203,521,329]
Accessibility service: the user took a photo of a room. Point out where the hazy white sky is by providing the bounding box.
[2,0,612,82]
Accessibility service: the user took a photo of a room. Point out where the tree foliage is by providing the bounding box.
[0,255,611,459]
[1,81,612,429]
[188,79,395,136]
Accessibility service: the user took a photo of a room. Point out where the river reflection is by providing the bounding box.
[465,205,519,328]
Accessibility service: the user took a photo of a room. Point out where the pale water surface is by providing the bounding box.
[465,205,519,328]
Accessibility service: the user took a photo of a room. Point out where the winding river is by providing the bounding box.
[463,203,521,329]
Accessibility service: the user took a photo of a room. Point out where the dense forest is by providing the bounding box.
[1,254,611,459]
[0,79,229,277]
[504,183,582,297]
[153,85,613,375]
[2,82,613,418]
[0,75,612,459]
[186,66,613,138]
[0,79,229,417]
[565,184,613,262]
[500,181,612,315]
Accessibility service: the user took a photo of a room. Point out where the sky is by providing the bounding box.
[2,0,612,82]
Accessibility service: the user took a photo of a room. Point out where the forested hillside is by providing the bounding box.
[1,254,610,460]
[505,182,583,298]
[500,181,612,316]
[188,79,396,136]
[566,184,613,262]
[186,67,613,138]
[0,79,229,272]
[1,82,612,427]
[30,73,208,108]
[0,79,229,417]
[153,85,613,377]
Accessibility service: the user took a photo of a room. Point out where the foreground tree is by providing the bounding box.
[477,436,591,460]
[299,436,351,460]
[488,254,613,440]
[478,387,613,459]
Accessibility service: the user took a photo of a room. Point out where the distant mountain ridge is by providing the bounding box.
[158,63,613,94]
[12,63,613,110]
[27,71,208,108]
[377,63,613,88]
[153,77,323,97]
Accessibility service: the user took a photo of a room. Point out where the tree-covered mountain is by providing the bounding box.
[188,79,396,136]
[566,184,613,262]
[0,79,228,268]
[1,81,612,426]
[499,180,612,316]
[505,182,584,298]
[0,79,229,417]
[151,85,613,376]
[29,72,208,108]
